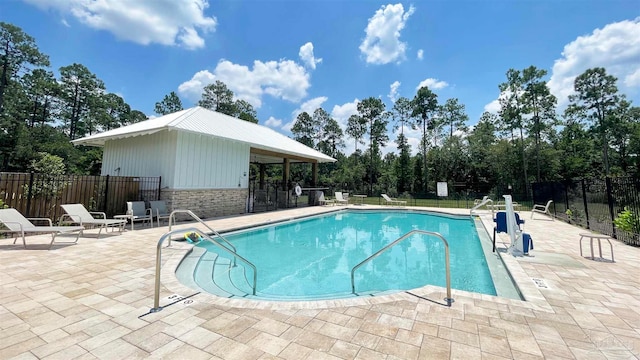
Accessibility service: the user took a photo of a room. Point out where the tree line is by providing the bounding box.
[1,22,638,200]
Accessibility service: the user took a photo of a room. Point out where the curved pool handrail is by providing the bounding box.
[470,196,493,217]
[350,229,454,306]
[167,209,237,255]
[152,227,257,313]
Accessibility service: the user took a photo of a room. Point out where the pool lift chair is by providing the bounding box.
[493,211,524,253]
[500,195,534,256]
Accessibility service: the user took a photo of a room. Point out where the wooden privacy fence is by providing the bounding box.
[0,173,161,221]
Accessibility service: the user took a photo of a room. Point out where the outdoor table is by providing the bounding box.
[353,195,367,205]
[579,232,614,262]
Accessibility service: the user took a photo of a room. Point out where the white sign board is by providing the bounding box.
[437,182,448,197]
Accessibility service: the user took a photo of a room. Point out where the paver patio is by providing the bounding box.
[1,205,638,359]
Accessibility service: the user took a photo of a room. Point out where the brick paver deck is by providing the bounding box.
[1,206,638,359]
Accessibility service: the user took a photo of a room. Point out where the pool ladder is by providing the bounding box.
[151,210,257,313]
[350,230,454,306]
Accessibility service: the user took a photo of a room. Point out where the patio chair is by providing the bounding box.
[149,200,171,227]
[60,204,126,238]
[531,200,553,220]
[125,201,153,230]
[0,208,84,250]
[334,192,349,205]
[381,194,407,206]
[318,192,335,206]
[493,211,525,252]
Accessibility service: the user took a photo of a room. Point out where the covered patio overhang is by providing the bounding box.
[249,147,325,190]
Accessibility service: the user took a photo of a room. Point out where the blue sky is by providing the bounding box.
[2,0,639,153]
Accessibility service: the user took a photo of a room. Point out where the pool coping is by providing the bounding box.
[160,206,554,313]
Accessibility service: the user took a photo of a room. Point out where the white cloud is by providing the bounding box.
[483,99,501,114]
[61,18,70,27]
[178,58,311,108]
[388,81,401,102]
[416,78,448,90]
[265,116,283,128]
[548,17,640,107]
[299,42,323,69]
[417,49,423,60]
[177,70,216,102]
[23,0,217,49]
[359,3,415,65]
[330,99,360,130]
[626,68,640,87]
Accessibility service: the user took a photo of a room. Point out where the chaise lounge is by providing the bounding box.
[0,208,84,250]
[381,194,407,206]
[60,204,126,238]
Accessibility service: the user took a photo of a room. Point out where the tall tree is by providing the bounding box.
[21,68,58,127]
[0,22,49,113]
[346,114,366,152]
[439,98,469,139]
[233,99,258,123]
[411,86,438,191]
[498,68,529,195]
[357,97,388,195]
[126,110,148,124]
[521,66,557,182]
[95,93,130,132]
[391,97,414,194]
[58,63,105,140]
[312,107,331,145]
[154,91,183,115]
[567,67,620,176]
[198,80,235,115]
[467,112,498,187]
[318,117,344,157]
[291,111,315,148]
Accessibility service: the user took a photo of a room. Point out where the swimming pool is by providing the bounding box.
[176,209,522,301]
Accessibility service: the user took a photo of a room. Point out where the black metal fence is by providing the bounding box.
[532,177,640,246]
[0,172,161,221]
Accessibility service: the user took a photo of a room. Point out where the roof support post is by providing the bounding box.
[312,162,318,186]
[283,158,290,191]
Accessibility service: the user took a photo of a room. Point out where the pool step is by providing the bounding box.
[175,246,206,291]
[211,255,251,297]
[193,252,234,298]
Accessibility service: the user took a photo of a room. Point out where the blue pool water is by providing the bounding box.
[189,210,501,300]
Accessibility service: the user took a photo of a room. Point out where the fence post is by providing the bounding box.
[157,176,162,200]
[605,177,617,239]
[581,179,590,229]
[25,172,35,216]
[103,175,110,213]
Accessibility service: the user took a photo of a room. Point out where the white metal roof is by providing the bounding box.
[72,107,336,163]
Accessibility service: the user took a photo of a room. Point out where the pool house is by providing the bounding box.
[72,107,336,218]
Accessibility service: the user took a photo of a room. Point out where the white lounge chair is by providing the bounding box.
[334,192,349,205]
[0,208,84,250]
[381,194,407,206]
[125,201,153,230]
[531,200,553,220]
[60,204,126,238]
[149,200,171,227]
[318,193,335,206]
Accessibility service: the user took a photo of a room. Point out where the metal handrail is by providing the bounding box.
[470,196,493,217]
[350,230,454,306]
[151,227,257,313]
[167,209,237,256]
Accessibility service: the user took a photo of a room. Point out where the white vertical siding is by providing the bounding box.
[174,132,250,189]
[101,130,178,187]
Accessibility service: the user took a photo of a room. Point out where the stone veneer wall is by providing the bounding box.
[160,188,247,219]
